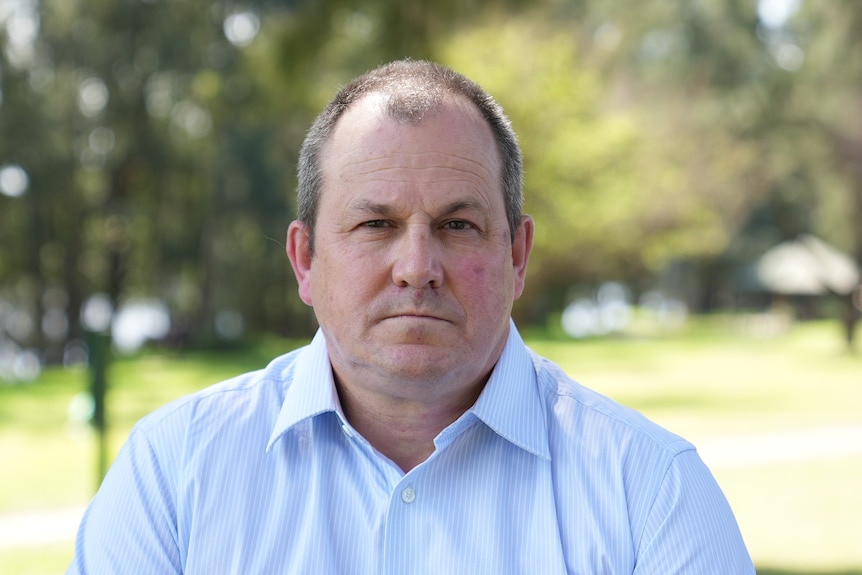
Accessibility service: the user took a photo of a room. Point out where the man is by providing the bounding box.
[68,60,754,573]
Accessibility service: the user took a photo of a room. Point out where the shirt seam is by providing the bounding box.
[632,447,697,559]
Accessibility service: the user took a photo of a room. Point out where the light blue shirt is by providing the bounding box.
[69,323,754,574]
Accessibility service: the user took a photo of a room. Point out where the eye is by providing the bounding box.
[361,219,390,228]
[442,220,473,231]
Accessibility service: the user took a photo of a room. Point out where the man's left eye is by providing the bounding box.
[443,220,472,230]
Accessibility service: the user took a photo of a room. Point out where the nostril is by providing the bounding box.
[392,255,443,289]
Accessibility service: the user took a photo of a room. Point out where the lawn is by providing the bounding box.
[1,315,860,574]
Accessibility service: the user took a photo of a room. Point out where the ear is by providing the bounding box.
[511,215,534,300]
[286,220,314,306]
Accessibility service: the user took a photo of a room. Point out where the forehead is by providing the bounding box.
[321,93,501,194]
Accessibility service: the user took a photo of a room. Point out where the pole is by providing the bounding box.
[86,329,110,489]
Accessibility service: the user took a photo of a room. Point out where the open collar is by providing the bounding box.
[467,321,551,460]
[266,329,340,452]
[266,321,550,461]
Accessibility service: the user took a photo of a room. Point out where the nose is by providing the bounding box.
[391,226,444,289]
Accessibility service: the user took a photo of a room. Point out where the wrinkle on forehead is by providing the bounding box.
[344,151,493,175]
[347,198,489,217]
[339,153,496,190]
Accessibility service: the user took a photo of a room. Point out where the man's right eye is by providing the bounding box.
[362,220,389,228]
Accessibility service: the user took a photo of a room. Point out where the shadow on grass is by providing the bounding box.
[757,569,862,575]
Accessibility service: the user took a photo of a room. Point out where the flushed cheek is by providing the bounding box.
[468,260,487,279]
[455,259,512,308]
[459,253,509,288]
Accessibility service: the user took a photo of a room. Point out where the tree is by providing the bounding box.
[1,0,546,362]
[436,11,765,317]
[2,0,860,362]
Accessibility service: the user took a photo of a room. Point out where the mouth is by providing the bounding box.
[377,307,457,324]
[373,298,460,325]
[386,312,448,322]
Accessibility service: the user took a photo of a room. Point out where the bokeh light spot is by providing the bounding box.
[224,11,260,47]
[0,164,29,197]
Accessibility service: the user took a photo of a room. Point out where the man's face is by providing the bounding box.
[288,94,532,399]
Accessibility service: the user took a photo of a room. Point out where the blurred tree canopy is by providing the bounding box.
[0,0,859,362]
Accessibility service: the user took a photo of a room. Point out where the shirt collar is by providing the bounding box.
[266,321,550,461]
[467,321,551,460]
[266,329,340,452]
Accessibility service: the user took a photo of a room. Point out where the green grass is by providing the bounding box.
[0,543,78,575]
[1,317,860,574]
[0,339,305,512]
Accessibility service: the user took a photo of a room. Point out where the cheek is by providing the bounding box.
[315,250,384,305]
[469,260,487,279]
[456,254,511,297]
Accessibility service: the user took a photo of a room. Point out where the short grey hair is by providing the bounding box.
[296,59,523,253]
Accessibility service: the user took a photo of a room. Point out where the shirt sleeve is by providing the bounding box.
[633,449,755,574]
[66,425,183,574]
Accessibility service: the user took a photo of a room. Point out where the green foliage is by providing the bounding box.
[436,13,767,320]
[438,17,643,281]
[1,0,860,355]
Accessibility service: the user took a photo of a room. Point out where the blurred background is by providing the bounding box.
[0,0,861,573]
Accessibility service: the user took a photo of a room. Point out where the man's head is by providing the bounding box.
[286,59,533,404]
[296,59,523,254]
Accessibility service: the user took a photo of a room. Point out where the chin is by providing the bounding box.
[379,322,458,346]
[376,345,458,379]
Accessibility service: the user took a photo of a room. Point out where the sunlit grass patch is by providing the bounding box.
[0,542,74,575]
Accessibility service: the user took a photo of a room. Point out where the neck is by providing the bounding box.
[335,376,483,472]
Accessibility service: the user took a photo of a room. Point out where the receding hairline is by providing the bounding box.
[317,91,502,195]
[324,89,498,149]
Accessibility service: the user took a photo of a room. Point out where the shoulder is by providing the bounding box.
[529,350,693,459]
[526,350,744,561]
[527,348,700,512]
[130,346,306,445]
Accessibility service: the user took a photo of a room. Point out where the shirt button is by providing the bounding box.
[401,488,416,504]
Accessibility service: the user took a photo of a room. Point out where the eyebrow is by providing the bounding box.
[440,199,487,216]
[349,200,394,217]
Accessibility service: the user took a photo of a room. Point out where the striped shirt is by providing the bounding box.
[68,322,754,574]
